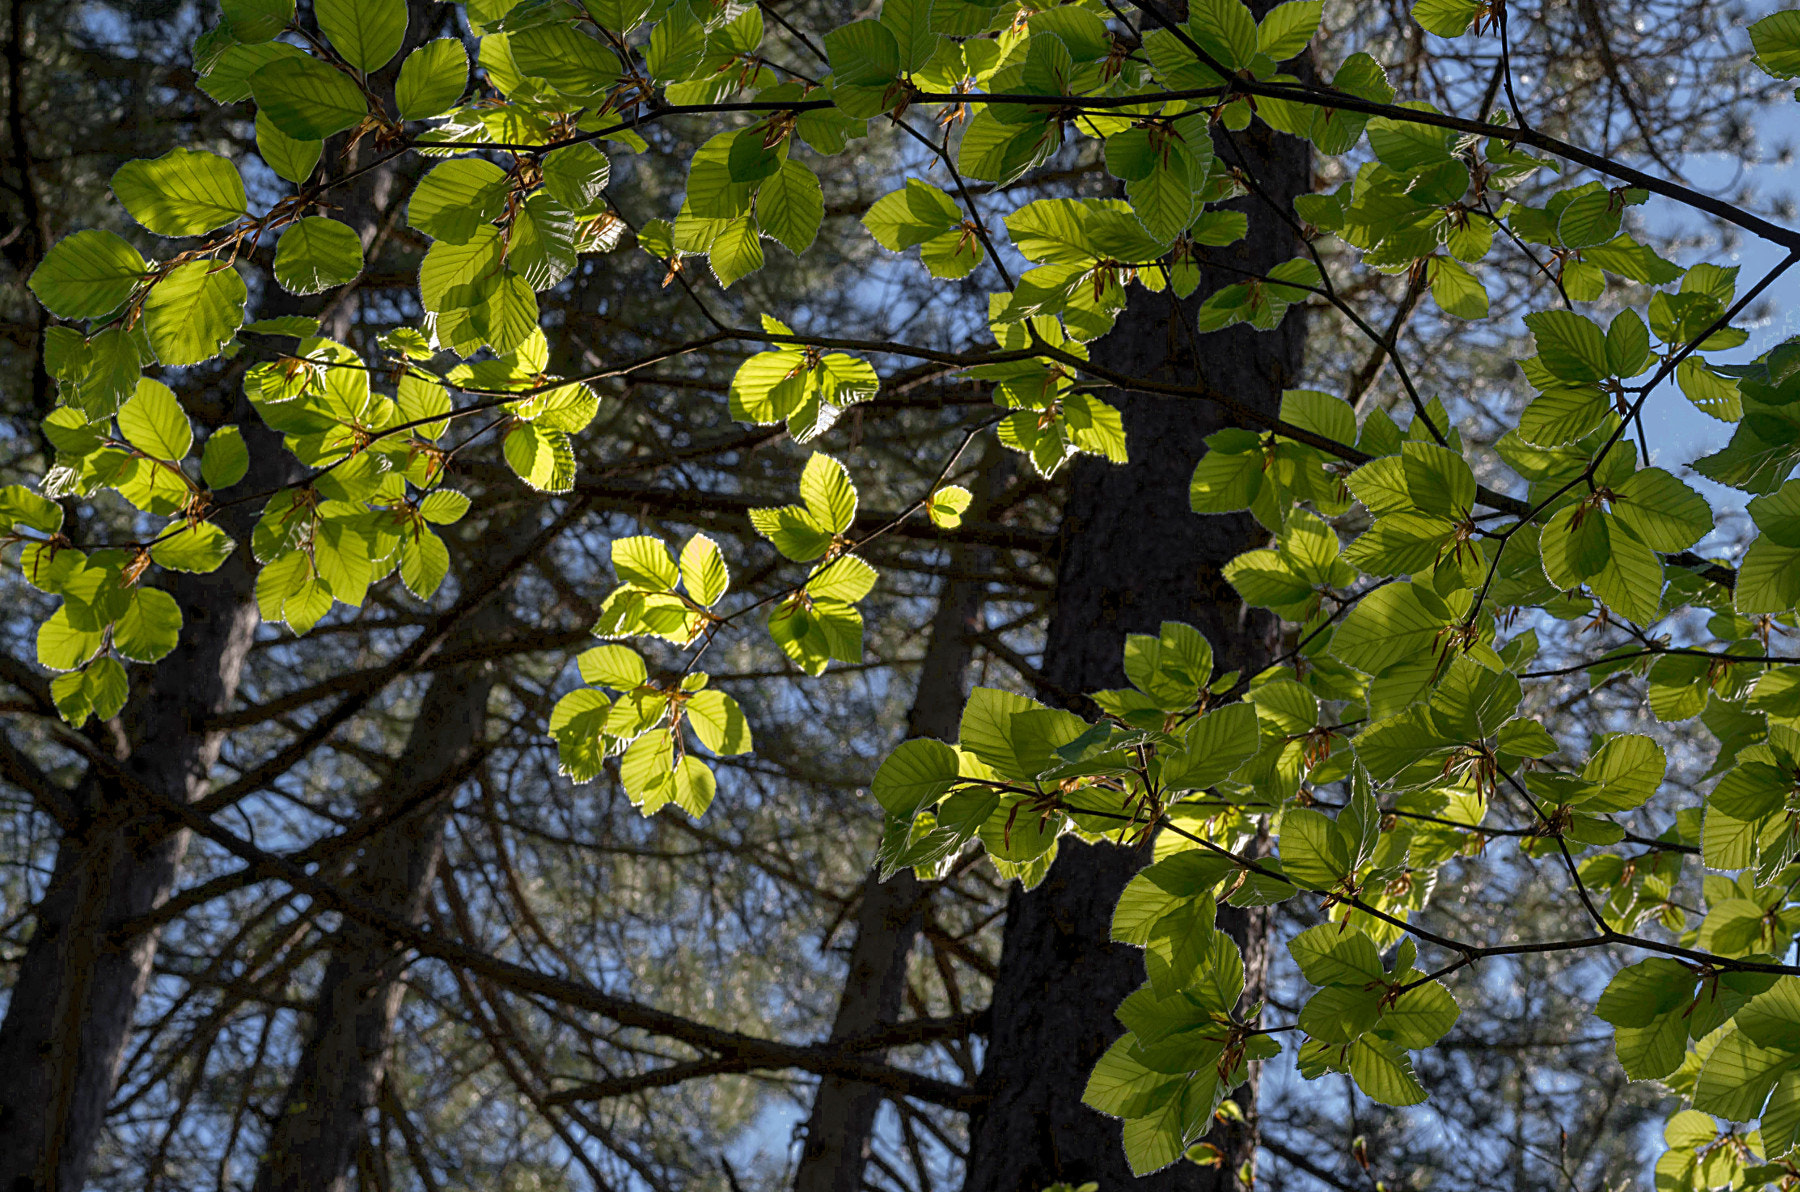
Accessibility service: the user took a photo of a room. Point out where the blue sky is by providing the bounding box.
[1638,100,1800,532]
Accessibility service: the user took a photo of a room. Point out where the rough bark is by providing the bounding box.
[959,94,1311,1192]
[792,467,993,1192]
[251,605,502,1192]
[0,425,284,1192]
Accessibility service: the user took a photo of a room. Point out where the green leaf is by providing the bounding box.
[679,534,729,605]
[509,23,622,98]
[1677,359,1743,421]
[316,0,408,71]
[873,737,962,817]
[958,686,1045,779]
[255,111,323,185]
[0,485,63,535]
[118,377,193,460]
[687,689,753,755]
[1289,923,1384,985]
[1331,582,1452,674]
[1556,185,1642,249]
[1256,0,1322,58]
[1588,523,1664,625]
[28,230,147,319]
[548,688,612,782]
[141,261,247,366]
[397,374,452,439]
[1752,10,1800,77]
[1595,958,1694,1027]
[758,161,824,255]
[1738,536,1800,615]
[749,504,833,561]
[880,0,939,72]
[1279,807,1352,890]
[1767,1073,1800,1157]
[111,148,247,237]
[251,55,370,140]
[151,520,236,573]
[1695,1027,1797,1121]
[800,453,857,534]
[399,530,449,599]
[926,485,972,528]
[1348,1037,1427,1106]
[1380,986,1456,1053]
[825,19,901,87]
[114,588,183,663]
[510,194,577,290]
[1161,703,1259,790]
[501,421,575,492]
[1188,0,1258,69]
[1429,255,1487,320]
[612,535,680,591]
[1517,387,1608,447]
[1612,467,1711,551]
[671,755,717,817]
[542,142,611,214]
[1189,442,1263,513]
[1737,977,1800,1052]
[1525,310,1610,383]
[272,217,364,295]
[709,216,764,288]
[1410,0,1478,36]
[395,37,468,119]
[1299,982,1383,1043]
[621,728,676,810]
[414,491,466,528]
[37,608,105,673]
[807,555,878,603]
[579,643,648,689]
[408,159,509,245]
[1578,734,1665,811]
[222,0,294,42]
[1282,389,1357,446]
[1083,1035,1181,1120]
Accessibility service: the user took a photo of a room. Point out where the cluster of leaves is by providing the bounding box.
[552,532,751,813]
[23,0,1800,1181]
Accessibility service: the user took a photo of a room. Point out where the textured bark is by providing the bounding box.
[793,478,992,1192]
[0,424,283,1192]
[251,607,501,1192]
[959,92,1311,1192]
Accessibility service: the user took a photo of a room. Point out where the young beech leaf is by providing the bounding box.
[141,261,247,366]
[111,148,247,238]
[118,377,193,461]
[29,230,146,320]
[222,0,293,42]
[395,37,469,120]
[272,217,364,295]
[315,0,409,73]
[251,55,370,140]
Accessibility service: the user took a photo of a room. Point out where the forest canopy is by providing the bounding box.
[4,0,1800,1188]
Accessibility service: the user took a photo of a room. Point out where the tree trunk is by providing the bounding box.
[959,99,1311,1192]
[251,606,501,1192]
[792,466,993,1192]
[0,428,282,1192]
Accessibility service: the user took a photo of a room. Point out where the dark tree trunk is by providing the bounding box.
[251,610,500,1192]
[793,464,993,1192]
[959,100,1311,1192]
[0,429,283,1192]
